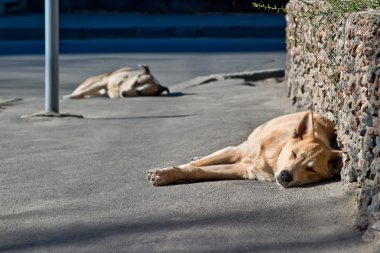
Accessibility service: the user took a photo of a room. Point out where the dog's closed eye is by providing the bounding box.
[291,150,297,158]
[305,167,316,173]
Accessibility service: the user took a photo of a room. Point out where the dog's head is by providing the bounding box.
[275,112,342,188]
[120,64,169,97]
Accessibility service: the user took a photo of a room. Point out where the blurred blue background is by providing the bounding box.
[0,0,288,54]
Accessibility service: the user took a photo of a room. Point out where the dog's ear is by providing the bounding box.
[328,150,343,177]
[139,64,150,74]
[293,112,314,139]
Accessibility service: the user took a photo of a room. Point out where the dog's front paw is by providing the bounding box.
[147,168,173,186]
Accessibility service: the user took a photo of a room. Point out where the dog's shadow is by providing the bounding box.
[157,176,342,188]
[135,92,196,97]
[298,177,342,188]
[159,92,196,97]
[61,92,196,100]
[88,114,198,120]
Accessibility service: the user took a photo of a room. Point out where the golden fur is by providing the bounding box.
[65,64,169,99]
[147,111,342,187]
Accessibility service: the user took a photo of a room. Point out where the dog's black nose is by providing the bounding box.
[280,170,293,183]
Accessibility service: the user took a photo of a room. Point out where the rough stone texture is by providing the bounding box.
[286,0,380,240]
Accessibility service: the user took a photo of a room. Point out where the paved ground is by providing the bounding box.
[0,53,376,252]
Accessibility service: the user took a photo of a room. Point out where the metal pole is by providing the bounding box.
[45,0,59,113]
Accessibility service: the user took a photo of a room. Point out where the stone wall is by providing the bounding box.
[286,0,380,241]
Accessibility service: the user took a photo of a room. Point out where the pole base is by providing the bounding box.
[21,111,84,119]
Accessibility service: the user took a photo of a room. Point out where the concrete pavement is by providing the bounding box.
[0,53,376,252]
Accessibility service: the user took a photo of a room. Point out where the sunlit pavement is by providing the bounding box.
[0,52,375,253]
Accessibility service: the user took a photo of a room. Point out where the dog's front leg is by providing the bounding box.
[147,163,248,186]
[190,146,242,167]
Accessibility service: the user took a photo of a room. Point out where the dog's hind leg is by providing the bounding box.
[189,146,242,167]
[147,163,248,186]
[69,74,108,98]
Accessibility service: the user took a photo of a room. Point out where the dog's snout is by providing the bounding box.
[280,170,293,183]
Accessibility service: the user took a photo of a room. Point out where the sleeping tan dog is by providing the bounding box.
[147,111,342,187]
[66,64,169,99]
